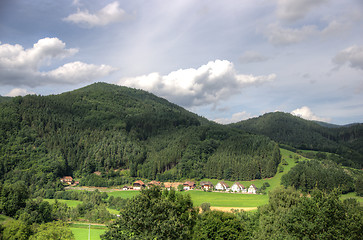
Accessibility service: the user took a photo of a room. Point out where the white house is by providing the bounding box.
[215,181,229,191]
[231,182,245,192]
[248,184,257,194]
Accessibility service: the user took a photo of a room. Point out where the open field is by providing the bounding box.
[71,226,106,240]
[44,199,82,208]
[43,199,120,215]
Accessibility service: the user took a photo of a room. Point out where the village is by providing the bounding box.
[60,176,258,194]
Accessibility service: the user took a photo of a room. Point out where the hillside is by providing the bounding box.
[0,83,280,194]
[231,112,363,168]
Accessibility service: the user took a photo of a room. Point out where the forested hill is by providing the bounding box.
[230,112,363,168]
[0,82,280,192]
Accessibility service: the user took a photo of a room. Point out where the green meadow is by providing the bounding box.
[70,224,106,240]
[43,199,120,215]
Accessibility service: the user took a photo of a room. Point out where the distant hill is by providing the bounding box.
[0,83,280,193]
[231,112,363,168]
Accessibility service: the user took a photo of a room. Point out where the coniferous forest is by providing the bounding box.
[0,83,280,194]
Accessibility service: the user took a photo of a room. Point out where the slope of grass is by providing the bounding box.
[44,199,82,208]
[43,199,119,215]
[71,227,105,240]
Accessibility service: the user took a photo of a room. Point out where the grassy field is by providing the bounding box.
[43,199,120,215]
[107,190,140,199]
[71,226,106,240]
[44,199,82,208]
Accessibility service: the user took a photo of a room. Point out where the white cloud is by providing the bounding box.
[64,1,127,28]
[239,51,269,64]
[333,45,363,71]
[291,106,330,122]
[0,38,115,87]
[264,23,318,45]
[214,111,253,124]
[118,60,276,107]
[276,0,328,22]
[5,88,35,97]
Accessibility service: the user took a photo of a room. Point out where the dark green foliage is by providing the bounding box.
[193,210,247,240]
[17,198,54,225]
[200,202,211,213]
[356,177,363,196]
[254,187,363,240]
[232,112,363,168]
[0,83,280,192]
[101,186,197,240]
[281,160,355,193]
[0,181,29,217]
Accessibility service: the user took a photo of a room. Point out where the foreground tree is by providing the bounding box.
[193,210,247,240]
[101,187,197,240]
[0,181,29,217]
[254,187,363,239]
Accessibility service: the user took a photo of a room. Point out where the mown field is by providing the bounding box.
[70,224,106,240]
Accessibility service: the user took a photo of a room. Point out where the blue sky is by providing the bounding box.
[1,0,362,124]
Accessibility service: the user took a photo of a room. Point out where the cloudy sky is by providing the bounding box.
[1,0,362,125]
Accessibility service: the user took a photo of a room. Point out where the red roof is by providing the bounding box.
[133,180,145,186]
[183,181,195,187]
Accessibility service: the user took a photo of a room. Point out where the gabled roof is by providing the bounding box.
[249,184,257,189]
[148,180,161,186]
[217,181,229,188]
[200,181,213,186]
[183,181,195,186]
[133,180,145,186]
[233,182,245,189]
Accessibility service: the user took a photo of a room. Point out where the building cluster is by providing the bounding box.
[60,176,258,194]
[123,180,258,194]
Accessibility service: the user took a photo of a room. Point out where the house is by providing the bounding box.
[183,181,196,190]
[248,184,257,194]
[164,182,183,190]
[147,181,161,188]
[200,181,213,191]
[60,176,73,184]
[133,180,145,190]
[231,182,245,192]
[122,185,131,190]
[215,181,229,191]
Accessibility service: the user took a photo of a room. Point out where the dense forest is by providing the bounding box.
[231,112,363,168]
[0,83,280,194]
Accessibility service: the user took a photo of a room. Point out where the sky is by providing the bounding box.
[0,0,363,125]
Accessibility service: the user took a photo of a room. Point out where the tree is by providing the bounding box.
[254,187,363,239]
[193,211,247,240]
[0,181,29,217]
[2,220,32,240]
[29,221,75,240]
[101,186,197,240]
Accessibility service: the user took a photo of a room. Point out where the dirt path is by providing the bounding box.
[209,207,257,212]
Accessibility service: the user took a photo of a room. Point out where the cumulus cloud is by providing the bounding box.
[64,1,127,28]
[0,38,115,87]
[5,88,35,97]
[118,60,276,107]
[264,23,317,45]
[214,111,253,124]
[239,51,269,64]
[276,0,328,22]
[333,45,363,71]
[291,106,330,122]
